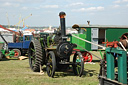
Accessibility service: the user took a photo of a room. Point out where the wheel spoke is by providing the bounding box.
[49,56,52,62]
[50,64,52,68]
[30,56,33,59]
[77,64,81,68]
[31,48,35,52]
[30,54,35,59]
[47,55,53,76]
[76,67,80,74]
[46,51,56,77]
[32,61,35,66]
[30,53,36,66]
[31,58,36,65]
[73,52,84,77]
[49,68,52,75]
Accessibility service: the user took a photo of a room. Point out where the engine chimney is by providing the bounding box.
[59,12,66,37]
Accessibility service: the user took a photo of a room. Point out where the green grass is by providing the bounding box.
[0,58,100,85]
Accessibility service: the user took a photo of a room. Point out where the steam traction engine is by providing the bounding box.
[28,12,84,77]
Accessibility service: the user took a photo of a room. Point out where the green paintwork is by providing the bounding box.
[72,24,128,51]
[106,47,127,84]
[0,49,15,57]
[1,49,5,55]
[85,28,91,51]
[31,48,35,52]
[0,42,4,44]
[70,27,91,51]
[86,28,128,50]
[106,28,128,41]
[47,36,50,47]
[6,50,15,57]
[31,55,36,65]
[106,48,115,80]
[40,38,44,48]
[99,50,104,59]
[51,35,55,42]
[118,51,127,84]
[0,42,9,57]
[71,34,86,51]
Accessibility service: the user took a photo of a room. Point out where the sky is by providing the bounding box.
[0,0,128,27]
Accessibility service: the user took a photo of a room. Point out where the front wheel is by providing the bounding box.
[73,52,84,77]
[46,51,56,78]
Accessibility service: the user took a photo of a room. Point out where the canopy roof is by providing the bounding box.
[72,24,128,29]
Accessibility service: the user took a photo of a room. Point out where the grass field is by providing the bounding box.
[0,56,100,85]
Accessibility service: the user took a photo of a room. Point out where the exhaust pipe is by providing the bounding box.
[59,12,66,37]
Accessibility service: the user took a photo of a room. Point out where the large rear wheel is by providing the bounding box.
[73,52,84,77]
[46,51,56,78]
[28,40,43,72]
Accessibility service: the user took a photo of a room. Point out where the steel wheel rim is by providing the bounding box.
[14,51,19,57]
[82,52,92,62]
[47,55,53,77]
[76,56,82,75]
[73,52,84,77]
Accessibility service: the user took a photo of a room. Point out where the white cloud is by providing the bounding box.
[42,5,59,8]
[114,0,121,3]
[71,8,85,12]
[70,2,84,6]
[86,6,104,11]
[114,0,128,3]
[86,7,96,11]
[72,6,104,12]
[113,5,120,8]
[97,6,105,11]
[123,0,128,2]
[126,4,128,7]
[3,2,12,6]
[2,2,20,7]
[1,0,45,3]
[21,6,28,10]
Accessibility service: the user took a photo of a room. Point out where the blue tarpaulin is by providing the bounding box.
[21,26,28,31]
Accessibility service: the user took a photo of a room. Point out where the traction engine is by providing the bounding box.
[28,12,84,77]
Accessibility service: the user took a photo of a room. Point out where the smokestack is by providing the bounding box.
[59,12,66,37]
